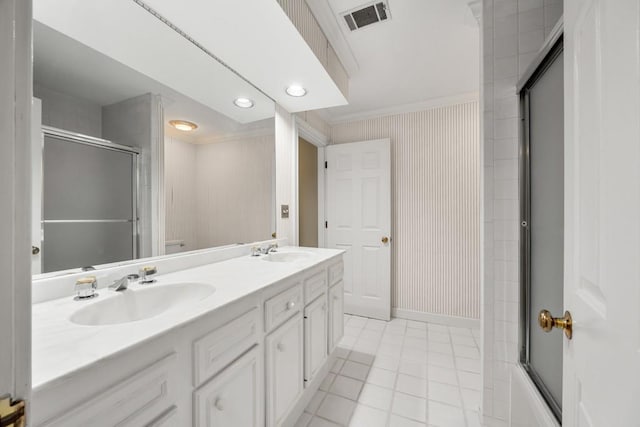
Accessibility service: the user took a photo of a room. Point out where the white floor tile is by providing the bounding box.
[306,390,327,414]
[308,416,341,427]
[426,352,455,369]
[458,371,481,390]
[428,381,463,407]
[294,412,313,427]
[461,387,481,411]
[348,404,388,427]
[388,414,428,427]
[341,360,370,381]
[427,366,458,386]
[366,367,397,389]
[330,375,364,400]
[453,345,480,359]
[396,374,428,398]
[372,355,400,371]
[320,372,336,392]
[331,358,345,374]
[456,356,481,373]
[427,401,466,426]
[293,315,481,427]
[358,383,394,411]
[349,350,376,366]
[399,361,428,379]
[317,394,357,425]
[391,392,427,422]
[427,331,451,343]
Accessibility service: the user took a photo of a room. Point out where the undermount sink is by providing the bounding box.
[263,251,312,262]
[70,282,215,326]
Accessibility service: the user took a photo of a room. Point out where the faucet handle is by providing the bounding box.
[75,276,98,300]
[139,266,157,284]
[251,246,261,257]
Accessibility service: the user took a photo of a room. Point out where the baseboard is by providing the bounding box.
[392,308,480,329]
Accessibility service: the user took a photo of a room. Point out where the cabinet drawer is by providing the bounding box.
[304,269,327,305]
[264,284,302,332]
[193,307,260,387]
[328,261,344,286]
[42,354,176,427]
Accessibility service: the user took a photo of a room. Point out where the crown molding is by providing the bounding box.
[327,91,479,124]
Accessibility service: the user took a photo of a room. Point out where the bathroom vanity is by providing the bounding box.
[31,245,344,427]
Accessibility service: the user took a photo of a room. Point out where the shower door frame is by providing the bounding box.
[39,126,141,272]
[518,30,564,423]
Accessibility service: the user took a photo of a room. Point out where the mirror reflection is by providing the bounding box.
[32,13,275,276]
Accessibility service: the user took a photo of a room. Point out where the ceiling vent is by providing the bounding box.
[342,1,391,32]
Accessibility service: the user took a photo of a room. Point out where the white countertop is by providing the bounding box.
[32,246,342,391]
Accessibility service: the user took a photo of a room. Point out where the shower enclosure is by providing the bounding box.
[519,35,564,421]
[38,127,139,273]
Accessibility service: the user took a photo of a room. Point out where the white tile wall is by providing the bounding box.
[480,0,562,423]
[34,83,102,137]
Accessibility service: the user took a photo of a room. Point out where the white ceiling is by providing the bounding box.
[321,0,480,120]
[33,21,272,143]
[33,0,275,126]
[141,0,348,112]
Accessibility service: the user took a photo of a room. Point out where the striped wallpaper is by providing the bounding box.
[330,101,480,319]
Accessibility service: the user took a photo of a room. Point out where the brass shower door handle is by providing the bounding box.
[538,309,573,339]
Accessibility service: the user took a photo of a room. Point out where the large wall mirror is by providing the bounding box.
[32,1,276,277]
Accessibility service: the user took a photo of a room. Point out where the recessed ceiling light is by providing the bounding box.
[286,85,307,97]
[234,97,254,108]
[169,120,198,132]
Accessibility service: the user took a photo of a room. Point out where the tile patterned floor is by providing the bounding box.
[294,315,482,427]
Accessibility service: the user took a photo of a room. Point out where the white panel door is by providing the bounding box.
[563,1,640,425]
[326,139,391,320]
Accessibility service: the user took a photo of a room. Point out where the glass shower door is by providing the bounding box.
[520,39,564,420]
[41,132,138,273]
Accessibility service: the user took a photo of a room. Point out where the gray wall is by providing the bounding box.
[34,83,102,137]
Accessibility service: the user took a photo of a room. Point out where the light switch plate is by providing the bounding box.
[281,204,289,218]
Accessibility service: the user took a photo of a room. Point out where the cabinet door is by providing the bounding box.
[194,346,262,427]
[304,294,328,384]
[329,282,344,353]
[266,313,303,427]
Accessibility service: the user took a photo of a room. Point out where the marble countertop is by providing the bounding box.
[32,246,343,390]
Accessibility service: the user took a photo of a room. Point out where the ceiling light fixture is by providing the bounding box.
[286,85,307,97]
[234,97,255,108]
[169,120,198,132]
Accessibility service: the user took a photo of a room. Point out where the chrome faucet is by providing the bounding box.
[251,243,279,256]
[74,276,98,300]
[109,274,139,292]
[139,266,157,284]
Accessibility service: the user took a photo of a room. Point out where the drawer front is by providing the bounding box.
[303,269,328,305]
[193,307,260,387]
[42,354,176,427]
[328,261,344,286]
[264,284,302,332]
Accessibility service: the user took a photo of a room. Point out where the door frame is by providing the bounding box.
[0,0,33,410]
[294,116,329,248]
[517,23,564,422]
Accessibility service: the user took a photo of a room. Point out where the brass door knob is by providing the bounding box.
[381,236,389,244]
[538,309,573,339]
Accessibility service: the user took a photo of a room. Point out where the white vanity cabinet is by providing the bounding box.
[32,251,344,427]
[304,294,328,384]
[266,313,304,427]
[194,346,262,427]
